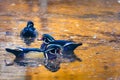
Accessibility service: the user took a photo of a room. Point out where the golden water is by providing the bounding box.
[0,0,120,80]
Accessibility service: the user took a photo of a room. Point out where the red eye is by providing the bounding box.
[50,49,55,53]
[56,49,60,53]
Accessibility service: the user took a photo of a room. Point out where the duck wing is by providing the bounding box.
[49,40,73,46]
[63,42,82,51]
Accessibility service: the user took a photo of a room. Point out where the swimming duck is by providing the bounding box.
[5,44,62,72]
[5,47,41,66]
[38,34,82,62]
[20,21,38,45]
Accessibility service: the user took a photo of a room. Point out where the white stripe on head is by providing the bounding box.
[43,40,49,44]
[45,53,48,59]
[47,38,53,42]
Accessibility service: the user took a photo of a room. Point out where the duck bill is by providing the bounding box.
[37,38,42,41]
[60,52,63,55]
[59,50,63,55]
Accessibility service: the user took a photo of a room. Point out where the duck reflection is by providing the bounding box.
[43,44,62,72]
[20,21,38,46]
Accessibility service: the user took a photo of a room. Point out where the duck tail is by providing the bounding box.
[73,42,82,50]
[72,54,82,62]
[73,43,82,62]
[5,48,22,57]
[64,42,82,51]
[78,42,82,45]
[68,54,82,62]
[77,42,82,46]
[76,57,82,62]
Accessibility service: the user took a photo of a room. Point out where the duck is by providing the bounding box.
[5,44,62,72]
[5,47,41,66]
[20,21,38,45]
[38,34,82,62]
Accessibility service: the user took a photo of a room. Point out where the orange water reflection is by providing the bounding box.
[0,0,120,80]
[27,0,120,80]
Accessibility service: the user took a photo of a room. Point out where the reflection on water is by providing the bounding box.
[0,0,120,80]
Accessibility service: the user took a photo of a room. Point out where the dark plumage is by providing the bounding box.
[5,48,41,66]
[5,44,62,72]
[44,44,62,72]
[38,34,82,62]
[20,21,38,45]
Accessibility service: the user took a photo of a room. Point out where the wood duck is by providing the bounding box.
[20,21,38,46]
[5,47,41,66]
[5,44,62,72]
[38,34,82,62]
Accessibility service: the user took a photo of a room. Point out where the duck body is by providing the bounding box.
[49,40,82,50]
[5,48,41,66]
[49,40,82,62]
[5,44,62,72]
[20,21,38,45]
[39,34,82,62]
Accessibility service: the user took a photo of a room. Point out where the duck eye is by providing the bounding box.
[50,49,55,54]
[44,38,50,43]
[49,48,61,54]
[56,49,60,53]
[30,24,32,26]
[43,37,46,41]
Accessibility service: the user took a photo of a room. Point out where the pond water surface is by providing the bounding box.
[0,0,120,80]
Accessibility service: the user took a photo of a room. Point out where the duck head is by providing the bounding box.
[27,21,34,28]
[44,44,62,72]
[38,34,55,44]
[45,44,63,59]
